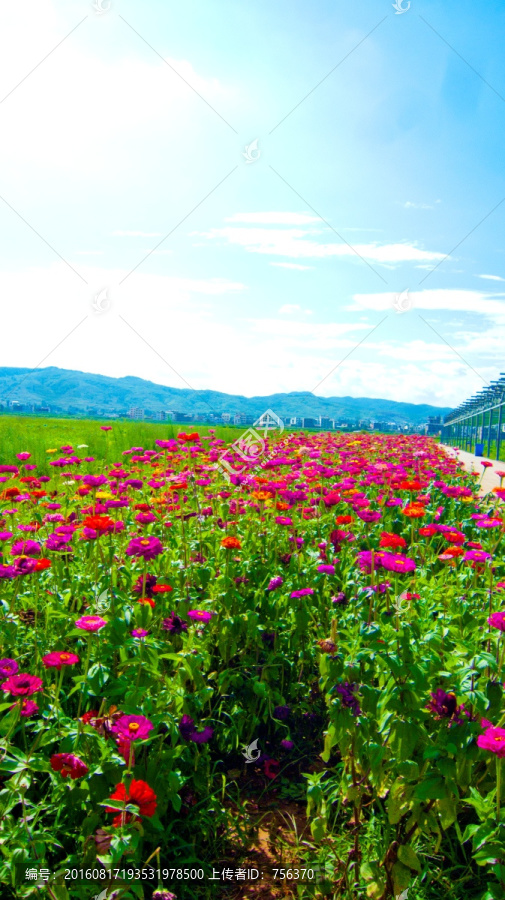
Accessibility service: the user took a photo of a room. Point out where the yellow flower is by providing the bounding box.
[96,491,113,500]
[46,448,58,453]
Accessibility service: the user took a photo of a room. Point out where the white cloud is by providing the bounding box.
[200,225,446,265]
[477,274,505,282]
[402,200,441,210]
[351,288,505,318]
[0,1,234,178]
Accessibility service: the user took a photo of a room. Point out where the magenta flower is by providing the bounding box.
[2,673,43,696]
[489,612,505,632]
[317,564,336,574]
[0,658,19,678]
[132,629,149,639]
[477,726,505,758]
[187,610,214,623]
[290,588,314,598]
[380,553,416,574]
[111,714,154,741]
[45,534,73,552]
[0,531,13,541]
[13,698,39,717]
[42,651,79,670]
[10,540,41,557]
[275,516,292,526]
[75,615,107,632]
[126,536,164,560]
[464,550,492,563]
[82,474,108,487]
[267,576,283,591]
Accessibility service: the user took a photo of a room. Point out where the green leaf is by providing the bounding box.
[397,844,421,873]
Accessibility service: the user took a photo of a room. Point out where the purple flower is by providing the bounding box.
[0,531,13,541]
[317,564,336,575]
[335,682,361,717]
[189,726,213,744]
[0,565,16,579]
[132,574,158,597]
[426,689,466,724]
[273,705,291,721]
[281,739,294,750]
[179,714,196,740]
[267,576,283,591]
[162,613,188,634]
[332,592,348,606]
[290,588,314,599]
[0,659,19,678]
[82,474,108,487]
[126,537,164,560]
[13,557,38,576]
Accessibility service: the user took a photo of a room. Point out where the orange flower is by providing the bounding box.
[276,502,290,511]
[401,504,426,519]
[221,536,242,550]
[251,490,273,501]
[443,545,464,558]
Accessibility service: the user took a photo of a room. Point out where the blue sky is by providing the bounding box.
[0,0,504,408]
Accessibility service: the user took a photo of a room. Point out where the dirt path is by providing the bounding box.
[441,444,505,497]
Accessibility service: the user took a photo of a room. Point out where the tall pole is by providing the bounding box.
[498,401,504,462]
[487,408,492,457]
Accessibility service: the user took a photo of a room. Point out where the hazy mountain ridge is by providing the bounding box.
[0,367,452,425]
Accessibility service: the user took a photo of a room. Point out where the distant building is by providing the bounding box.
[302,417,318,429]
[427,415,442,435]
[173,411,192,423]
[221,413,231,423]
[319,417,333,430]
[289,417,303,427]
[128,408,144,420]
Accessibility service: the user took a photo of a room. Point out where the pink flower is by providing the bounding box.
[12,698,39,717]
[187,610,214,623]
[42,651,80,670]
[75,615,107,632]
[489,612,505,632]
[477,726,505,758]
[2,673,43,696]
[111,714,154,741]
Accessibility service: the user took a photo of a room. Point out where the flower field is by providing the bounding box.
[2,422,505,900]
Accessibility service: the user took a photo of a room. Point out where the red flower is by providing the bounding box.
[151,584,172,594]
[264,759,280,780]
[82,515,114,535]
[106,778,157,827]
[50,753,88,779]
[34,558,52,571]
[221,536,241,549]
[379,532,407,550]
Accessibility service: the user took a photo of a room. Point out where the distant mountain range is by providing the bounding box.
[0,366,453,426]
